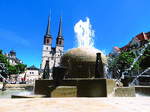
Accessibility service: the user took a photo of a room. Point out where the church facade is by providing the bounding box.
[41,16,64,78]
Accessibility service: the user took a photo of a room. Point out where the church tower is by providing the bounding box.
[41,16,52,70]
[41,16,64,79]
[56,17,64,47]
[55,17,64,67]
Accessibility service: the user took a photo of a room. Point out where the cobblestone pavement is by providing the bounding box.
[0,97,150,112]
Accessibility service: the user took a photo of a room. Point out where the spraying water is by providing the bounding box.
[130,67,150,86]
[74,17,95,48]
[73,17,107,63]
[121,42,150,79]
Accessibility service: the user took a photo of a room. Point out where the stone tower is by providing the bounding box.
[55,17,64,67]
[41,16,64,79]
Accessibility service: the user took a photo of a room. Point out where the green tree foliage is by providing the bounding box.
[109,43,150,79]
[15,64,27,74]
[0,49,2,54]
[8,65,18,74]
[0,52,26,75]
[109,51,137,71]
[0,54,9,67]
[108,51,141,79]
[117,51,135,69]
[139,45,150,69]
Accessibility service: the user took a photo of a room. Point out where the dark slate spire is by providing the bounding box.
[45,16,51,36]
[57,16,63,38]
[44,15,52,45]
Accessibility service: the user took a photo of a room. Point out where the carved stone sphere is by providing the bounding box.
[60,47,107,78]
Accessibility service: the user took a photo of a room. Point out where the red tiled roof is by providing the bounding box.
[113,32,150,52]
[135,32,148,41]
[120,44,130,51]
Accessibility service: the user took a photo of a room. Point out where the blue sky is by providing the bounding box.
[0,0,150,67]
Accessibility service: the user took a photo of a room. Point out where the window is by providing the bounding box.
[47,39,49,43]
[59,40,61,45]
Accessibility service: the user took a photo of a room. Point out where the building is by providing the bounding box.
[41,16,64,78]
[17,65,40,84]
[110,32,150,85]
[111,32,150,56]
[25,65,40,84]
[5,50,23,66]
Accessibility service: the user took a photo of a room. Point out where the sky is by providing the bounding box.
[0,0,150,68]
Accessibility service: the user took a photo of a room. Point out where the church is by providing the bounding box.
[41,16,64,79]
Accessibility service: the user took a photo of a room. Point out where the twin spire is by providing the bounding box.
[45,16,51,36]
[58,16,62,38]
[45,16,63,38]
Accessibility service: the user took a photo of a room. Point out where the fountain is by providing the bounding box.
[60,17,107,78]
[34,17,135,97]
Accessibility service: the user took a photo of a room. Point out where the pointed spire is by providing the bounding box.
[57,16,63,38]
[45,15,51,36]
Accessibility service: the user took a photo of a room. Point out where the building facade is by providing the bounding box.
[111,32,150,56]
[5,50,23,66]
[17,65,40,84]
[41,16,64,78]
[25,65,40,84]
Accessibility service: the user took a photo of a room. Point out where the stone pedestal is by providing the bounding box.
[34,79,117,97]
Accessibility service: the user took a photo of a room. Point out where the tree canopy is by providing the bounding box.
[108,43,150,79]
[0,52,26,75]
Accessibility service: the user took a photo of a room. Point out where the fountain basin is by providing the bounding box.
[34,79,136,97]
[35,79,116,97]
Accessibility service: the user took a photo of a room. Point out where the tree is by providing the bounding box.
[139,44,150,69]
[0,49,2,54]
[15,64,27,74]
[0,54,9,67]
[117,51,140,70]
[8,65,18,75]
[0,53,26,75]
[108,51,140,79]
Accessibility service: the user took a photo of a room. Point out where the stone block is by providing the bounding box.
[77,79,116,97]
[77,79,106,97]
[51,86,77,97]
[34,80,53,96]
[135,86,150,96]
[114,87,135,97]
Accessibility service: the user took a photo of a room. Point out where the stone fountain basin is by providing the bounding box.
[34,79,135,97]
